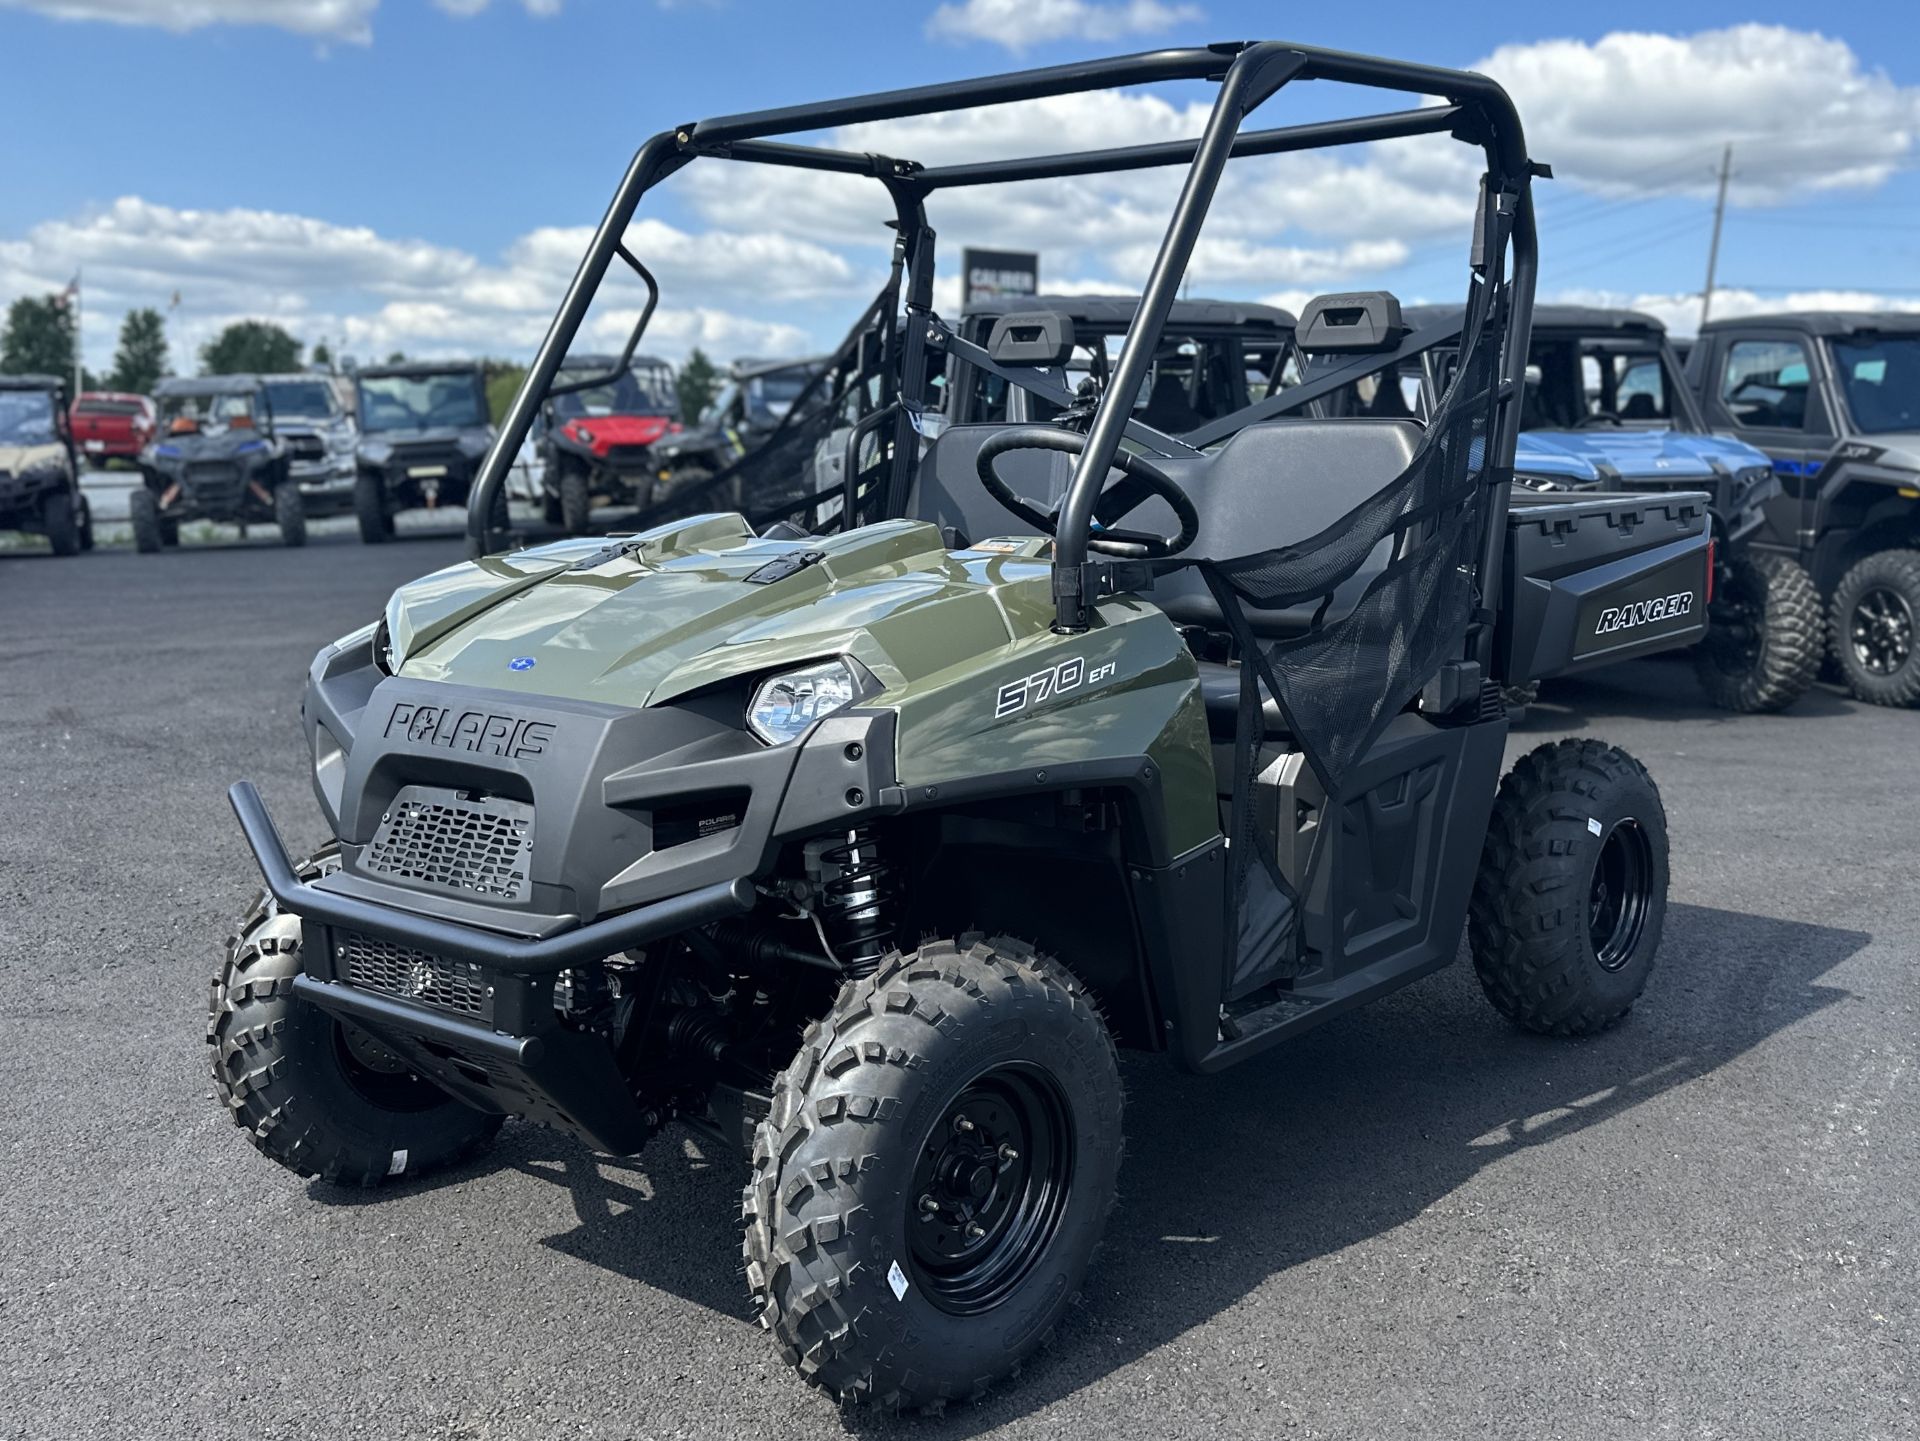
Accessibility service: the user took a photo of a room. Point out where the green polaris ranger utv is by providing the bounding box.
[213,43,1712,1410]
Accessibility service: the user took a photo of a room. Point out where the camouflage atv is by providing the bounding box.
[0,375,91,556]
[213,42,1712,1409]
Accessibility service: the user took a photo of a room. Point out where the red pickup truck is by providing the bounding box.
[69,391,157,463]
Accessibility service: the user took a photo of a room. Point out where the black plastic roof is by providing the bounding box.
[1403,302,1667,335]
[1699,310,1920,337]
[154,375,265,397]
[962,293,1297,331]
[561,353,672,371]
[354,359,485,379]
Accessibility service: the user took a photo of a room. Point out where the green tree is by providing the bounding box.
[310,340,333,370]
[676,347,720,421]
[483,360,526,425]
[1,294,78,379]
[385,350,407,365]
[109,308,169,393]
[201,320,302,375]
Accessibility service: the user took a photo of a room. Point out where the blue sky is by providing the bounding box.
[2,0,1917,375]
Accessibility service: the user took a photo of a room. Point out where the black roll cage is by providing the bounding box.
[468,39,1538,642]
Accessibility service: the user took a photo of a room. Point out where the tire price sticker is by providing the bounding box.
[887,1260,909,1301]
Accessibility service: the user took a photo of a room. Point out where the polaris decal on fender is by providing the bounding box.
[384,702,554,759]
[1593,590,1696,636]
[995,656,1119,719]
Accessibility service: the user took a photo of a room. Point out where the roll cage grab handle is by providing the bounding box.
[467,39,1538,640]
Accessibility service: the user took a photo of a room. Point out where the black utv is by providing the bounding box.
[214,40,1714,1411]
[651,356,825,510]
[0,375,91,556]
[535,352,680,534]
[135,376,304,551]
[352,361,499,543]
[1274,302,1821,712]
[1689,311,1920,705]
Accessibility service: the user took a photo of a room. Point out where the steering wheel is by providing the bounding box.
[1577,409,1625,428]
[975,425,1200,559]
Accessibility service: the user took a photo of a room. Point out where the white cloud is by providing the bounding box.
[0,0,378,40]
[927,0,1201,54]
[1551,286,1920,339]
[1479,25,1920,204]
[0,196,839,372]
[432,0,562,17]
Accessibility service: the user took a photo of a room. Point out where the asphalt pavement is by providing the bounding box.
[1,532,1914,1441]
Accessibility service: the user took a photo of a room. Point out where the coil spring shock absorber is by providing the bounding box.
[810,827,897,978]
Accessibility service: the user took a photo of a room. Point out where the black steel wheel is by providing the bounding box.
[1692,550,1821,713]
[905,1062,1074,1316]
[1469,739,1670,1036]
[745,935,1122,1411]
[208,843,503,1185]
[1830,550,1920,706]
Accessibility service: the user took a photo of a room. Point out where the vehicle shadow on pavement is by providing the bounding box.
[300,900,1865,1432]
[1515,654,1863,731]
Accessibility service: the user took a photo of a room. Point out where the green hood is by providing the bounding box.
[389,514,1057,708]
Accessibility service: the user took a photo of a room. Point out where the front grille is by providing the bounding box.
[337,931,492,1019]
[362,785,533,902]
[185,461,243,507]
[604,444,653,470]
[392,444,462,470]
[288,435,327,462]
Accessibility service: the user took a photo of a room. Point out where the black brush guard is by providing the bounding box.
[229,781,754,1151]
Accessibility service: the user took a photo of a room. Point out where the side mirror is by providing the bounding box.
[1524,364,1543,388]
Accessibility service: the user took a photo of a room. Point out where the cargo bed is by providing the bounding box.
[1500,489,1712,685]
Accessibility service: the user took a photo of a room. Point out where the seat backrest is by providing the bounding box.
[1153,417,1423,636]
[906,424,1071,544]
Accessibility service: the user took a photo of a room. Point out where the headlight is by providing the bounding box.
[746,659,858,745]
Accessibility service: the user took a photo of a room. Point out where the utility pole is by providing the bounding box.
[73,267,83,399]
[1700,143,1733,331]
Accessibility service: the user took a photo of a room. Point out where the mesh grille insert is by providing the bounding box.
[337,932,492,1019]
[363,786,533,902]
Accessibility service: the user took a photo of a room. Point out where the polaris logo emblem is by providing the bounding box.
[1594,591,1695,637]
[384,702,554,759]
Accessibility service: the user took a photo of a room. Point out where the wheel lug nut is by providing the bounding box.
[998,1143,1019,1164]
[965,1223,985,1240]
[954,1115,975,1134]
[918,1194,939,1215]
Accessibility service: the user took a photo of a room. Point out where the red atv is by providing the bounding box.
[537,353,680,533]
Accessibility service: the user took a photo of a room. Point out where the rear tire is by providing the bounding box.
[41,488,80,556]
[1692,550,1820,712]
[354,470,392,545]
[1829,549,1920,707]
[207,844,504,1186]
[129,485,164,553]
[542,490,564,528]
[275,482,307,548]
[559,464,593,535]
[77,494,95,551]
[1469,739,1670,1037]
[745,935,1123,1410]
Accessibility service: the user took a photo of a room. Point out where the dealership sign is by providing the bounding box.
[962,248,1039,305]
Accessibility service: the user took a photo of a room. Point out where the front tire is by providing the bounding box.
[1469,740,1670,1037]
[42,488,81,556]
[745,936,1123,1410]
[1830,549,1920,707]
[208,844,504,1185]
[354,470,393,545]
[275,482,307,548]
[129,485,164,553]
[1692,550,1821,713]
[559,463,593,535]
